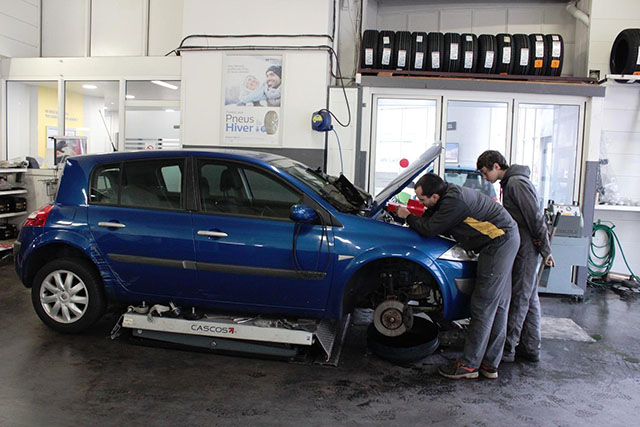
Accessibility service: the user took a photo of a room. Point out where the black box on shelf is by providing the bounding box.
[0,224,17,239]
[9,197,27,212]
[0,198,11,213]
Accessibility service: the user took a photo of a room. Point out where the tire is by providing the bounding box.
[31,258,106,333]
[377,30,396,69]
[476,34,497,74]
[609,28,640,74]
[394,31,412,70]
[360,29,378,69]
[367,316,440,364]
[528,33,547,75]
[426,32,445,71]
[511,34,531,75]
[444,32,462,72]
[496,33,514,74]
[410,31,429,71]
[544,34,564,76]
[460,33,478,73]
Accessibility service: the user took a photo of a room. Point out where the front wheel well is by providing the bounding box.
[24,243,97,288]
[342,258,443,318]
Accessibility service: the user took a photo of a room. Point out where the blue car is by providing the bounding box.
[14,143,475,336]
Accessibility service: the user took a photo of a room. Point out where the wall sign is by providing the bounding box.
[223,54,283,146]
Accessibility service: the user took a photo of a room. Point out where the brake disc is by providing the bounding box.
[373,299,414,337]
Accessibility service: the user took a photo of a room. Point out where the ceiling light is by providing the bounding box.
[82,84,97,89]
[125,94,135,99]
[165,109,175,112]
[151,80,178,90]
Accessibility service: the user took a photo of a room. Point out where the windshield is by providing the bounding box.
[270,158,366,212]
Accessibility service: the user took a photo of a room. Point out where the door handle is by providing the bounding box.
[98,221,126,229]
[197,230,228,238]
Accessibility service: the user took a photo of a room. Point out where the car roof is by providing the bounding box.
[71,149,287,167]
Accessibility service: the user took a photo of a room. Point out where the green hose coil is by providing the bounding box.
[588,220,640,286]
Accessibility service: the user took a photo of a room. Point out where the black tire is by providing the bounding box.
[367,316,440,364]
[544,34,564,76]
[444,32,462,72]
[394,31,412,70]
[496,33,514,74]
[609,28,640,74]
[31,258,106,333]
[511,34,531,75]
[460,33,478,73]
[426,32,445,71]
[377,30,396,69]
[360,29,378,69]
[528,33,547,75]
[410,31,429,71]
[476,34,497,74]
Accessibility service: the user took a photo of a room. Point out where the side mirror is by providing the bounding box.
[290,204,318,223]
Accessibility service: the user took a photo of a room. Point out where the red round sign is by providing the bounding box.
[399,158,409,168]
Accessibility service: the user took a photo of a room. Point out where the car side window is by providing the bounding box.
[120,159,184,210]
[90,164,120,205]
[198,160,302,220]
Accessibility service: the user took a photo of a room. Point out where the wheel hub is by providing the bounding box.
[373,299,414,337]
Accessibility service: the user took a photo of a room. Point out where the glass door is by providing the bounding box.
[370,98,439,197]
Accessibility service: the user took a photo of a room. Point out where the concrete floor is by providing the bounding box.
[1,261,639,427]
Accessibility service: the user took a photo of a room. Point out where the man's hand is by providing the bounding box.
[397,206,411,219]
[544,254,555,267]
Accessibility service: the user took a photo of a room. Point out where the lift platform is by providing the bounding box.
[115,306,350,366]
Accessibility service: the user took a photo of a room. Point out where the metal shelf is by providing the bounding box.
[594,204,640,212]
[0,189,27,196]
[0,168,27,174]
[0,211,27,219]
[0,239,15,252]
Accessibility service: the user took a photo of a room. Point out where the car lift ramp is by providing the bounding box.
[120,311,350,366]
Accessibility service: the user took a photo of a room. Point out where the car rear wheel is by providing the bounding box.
[31,258,106,333]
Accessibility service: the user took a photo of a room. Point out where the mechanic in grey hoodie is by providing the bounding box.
[476,150,555,363]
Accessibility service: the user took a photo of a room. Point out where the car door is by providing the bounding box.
[87,158,196,299]
[192,158,334,315]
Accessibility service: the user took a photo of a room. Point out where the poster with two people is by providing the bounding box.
[224,55,282,145]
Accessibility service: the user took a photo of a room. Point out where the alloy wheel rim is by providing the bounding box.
[40,270,89,324]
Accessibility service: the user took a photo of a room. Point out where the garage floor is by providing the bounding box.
[1,262,639,427]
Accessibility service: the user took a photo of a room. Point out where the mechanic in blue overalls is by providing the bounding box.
[397,173,519,379]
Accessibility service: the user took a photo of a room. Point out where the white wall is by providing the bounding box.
[0,0,40,57]
[91,0,146,56]
[327,87,359,180]
[42,0,88,57]
[181,0,334,150]
[149,0,184,56]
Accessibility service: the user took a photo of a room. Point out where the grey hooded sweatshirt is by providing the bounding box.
[500,164,551,258]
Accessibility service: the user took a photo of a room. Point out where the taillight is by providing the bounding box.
[23,204,53,227]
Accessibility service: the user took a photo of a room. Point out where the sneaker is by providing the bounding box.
[515,349,540,363]
[438,361,479,379]
[501,353,515,363]
[479,364,498,379]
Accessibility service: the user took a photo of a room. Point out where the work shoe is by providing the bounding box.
[438,361,478,379]
[501,353,515,363]
[515,348,540,363]
[479,364,498,379]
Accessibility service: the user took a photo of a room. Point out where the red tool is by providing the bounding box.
[386,198,425,217]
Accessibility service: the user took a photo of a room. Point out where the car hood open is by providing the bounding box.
[366,142,442,217]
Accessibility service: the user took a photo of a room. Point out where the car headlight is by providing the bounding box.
[438,244,478,262]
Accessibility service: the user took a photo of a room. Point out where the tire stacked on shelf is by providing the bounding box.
[460,33,478,73]
[529,33,547,75]
[410,32,429,71]
[377,30,396,69]
[394,31,412,70]
[609,28,640,74]
[360,29,378,69]
[476,34,497,74]
[511,34,531,75]
[495,33,514,74]
[444,33,462,72]
[545,34,564,76]
[427,32,445,71]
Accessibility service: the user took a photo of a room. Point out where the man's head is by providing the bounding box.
[265,65,282,88]
[414,173,447,209]
[476,150,509,183]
